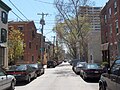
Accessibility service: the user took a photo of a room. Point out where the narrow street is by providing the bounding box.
[15,62,99,90]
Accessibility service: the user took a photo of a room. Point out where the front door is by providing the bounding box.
[0,47,4,66]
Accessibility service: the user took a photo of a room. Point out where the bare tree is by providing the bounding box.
[53,0,94,60]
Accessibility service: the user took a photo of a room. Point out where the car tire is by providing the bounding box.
[82,73,87,80]
[34,73,37,79]
[99,84,106,90]
[38,72,41,76]
[9,81,15,90]
[26,75,31,83]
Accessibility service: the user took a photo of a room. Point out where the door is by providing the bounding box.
[0,69,8,89]
[109,59,120,90]
[115,60,120,90]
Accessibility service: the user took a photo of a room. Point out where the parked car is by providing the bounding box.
[69,59,81,66]
[47,60,56,68]
[71,59,85,71]
[74,61,87,74]
[99,59,120,90]
[29,63,44,76]
[80,63,104,80]
[0,67,16,90]
[6,64,37,83]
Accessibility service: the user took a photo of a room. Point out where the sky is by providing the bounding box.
[3,0,109,42]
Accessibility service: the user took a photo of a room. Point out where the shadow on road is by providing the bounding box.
[15,79,34,86]
[54,68,78,77]
[57,63,71,67]
[83,78,99,83]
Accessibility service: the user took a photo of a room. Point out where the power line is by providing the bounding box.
[34,0,53,5]
[11,10,24,21]
[44,30,54,35]
[34,0,74,7]
[9,0,29,21]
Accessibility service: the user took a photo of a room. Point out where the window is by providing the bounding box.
[104,15,107,23]
[105,32,108,42]
[114,0,117,13]
[1,28,7,43]
[18,26,24,31]
[111,60,120,75]
[29,42,31,49]
[109,8,112,18]
[115,20,119,33]
[110,24,112,35]
[1,11,8,24]
[32,56,34,62]
[0,70,5,76]
[36,45,38,50]
[32,31,35,39]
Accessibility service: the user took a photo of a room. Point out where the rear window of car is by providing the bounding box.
[9,65,27,71]
[115,59,120,64]
[87,64,101,69]
[29,64,38,68]
[47,61,54,64]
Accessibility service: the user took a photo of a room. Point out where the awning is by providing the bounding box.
[101,43,109,50]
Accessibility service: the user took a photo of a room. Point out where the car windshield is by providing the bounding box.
[9,65,27,71]
[87,64,101,69]
[0,69,5,76]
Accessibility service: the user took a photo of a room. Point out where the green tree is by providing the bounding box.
[8,28,25,65]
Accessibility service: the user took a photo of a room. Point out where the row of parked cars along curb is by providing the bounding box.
[0,63,45,90]
[70,58,120,90]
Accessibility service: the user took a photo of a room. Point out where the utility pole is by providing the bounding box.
[37,12,48,65]
[38,13,48,34]
[53,36,56,59]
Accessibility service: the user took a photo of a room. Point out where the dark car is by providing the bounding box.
[6,64,36,83]
[29,63,44,76]
[69,59,81,66]
[80,63,104,80]
[0,67,16,90]
[47,60,55,68]
[99,59,120,90]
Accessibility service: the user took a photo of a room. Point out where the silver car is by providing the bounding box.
[74,62,87,74]
[0,68,16,90]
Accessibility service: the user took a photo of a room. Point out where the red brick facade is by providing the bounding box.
[8,21,42,64]
[101,0,120,64]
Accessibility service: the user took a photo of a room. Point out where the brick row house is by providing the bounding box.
[8,21,44,64]
[100,0,120,65]
[0,1,11,68]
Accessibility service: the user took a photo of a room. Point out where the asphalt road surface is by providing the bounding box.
[15,62,99,90]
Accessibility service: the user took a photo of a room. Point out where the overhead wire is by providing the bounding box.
[34,0,54,5]
[8,0,56,42]
[11,11,24,21]
[8,0,29,21]
[44,30,54,35]
[34,0,74,7]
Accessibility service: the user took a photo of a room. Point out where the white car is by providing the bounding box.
[74,62,87,74]
[0,68,16,90]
